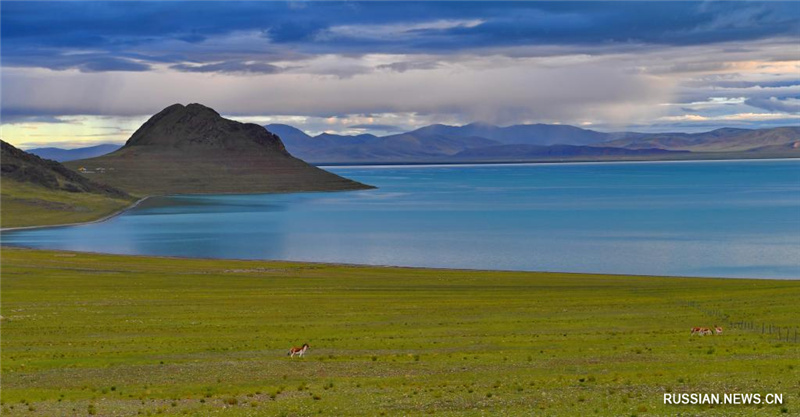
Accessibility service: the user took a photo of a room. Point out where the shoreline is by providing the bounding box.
[0,184,370,233]
[0,196,150,233]
[318,155,800,169]
[1,246,793,282]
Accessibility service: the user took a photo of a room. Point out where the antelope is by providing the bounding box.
[288,343,309,358]
[691,327,712,336]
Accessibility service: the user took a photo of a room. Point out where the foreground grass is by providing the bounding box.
[1,248,798,416]
[0,181,135,229]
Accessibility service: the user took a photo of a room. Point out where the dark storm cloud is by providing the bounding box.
[2,1,798,73]
[171,61,284,74]
[7,50,152,72]
[377,61,440,73]
[0,115,68,125]
[745,97,800,113]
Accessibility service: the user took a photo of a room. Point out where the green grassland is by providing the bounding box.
[1,248,798,416]
[0,181,136,229]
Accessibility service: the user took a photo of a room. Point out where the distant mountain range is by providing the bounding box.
[26,144,122,162]
[267,123,800,163]
[602,127,800,152]
[452,144,687,161]
[266,122,615,163]
[28,122,800,165]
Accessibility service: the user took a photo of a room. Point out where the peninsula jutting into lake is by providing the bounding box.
[63,103,373,195]
[1,103,372,229]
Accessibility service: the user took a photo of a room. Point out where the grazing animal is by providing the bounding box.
[288,343,309,358]
[691,327,712,336]
[714,325,723,335]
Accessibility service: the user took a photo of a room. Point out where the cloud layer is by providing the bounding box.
[1,1,798,147]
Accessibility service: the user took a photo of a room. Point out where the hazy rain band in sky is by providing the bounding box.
[1,1,799,148]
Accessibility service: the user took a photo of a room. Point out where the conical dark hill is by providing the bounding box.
[66,103,373,195]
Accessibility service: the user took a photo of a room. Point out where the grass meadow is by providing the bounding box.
[0,181,135,229]
[1,247,798,416]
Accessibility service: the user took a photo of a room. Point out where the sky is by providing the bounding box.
[1,1,799,149]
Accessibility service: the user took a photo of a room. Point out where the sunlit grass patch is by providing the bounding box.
[1,247,798,416]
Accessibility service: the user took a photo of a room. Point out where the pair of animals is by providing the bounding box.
[691,325,723,335]
[288,343,310,358]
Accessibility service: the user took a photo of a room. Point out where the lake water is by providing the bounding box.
[3,160,799,279]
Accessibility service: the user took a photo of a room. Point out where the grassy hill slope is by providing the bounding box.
[1,140,135,228]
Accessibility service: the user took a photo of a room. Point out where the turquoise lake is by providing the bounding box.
[3,160,799,279]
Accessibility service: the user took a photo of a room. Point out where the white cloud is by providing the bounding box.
[321,19,484,41]
[658,112,800,123]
